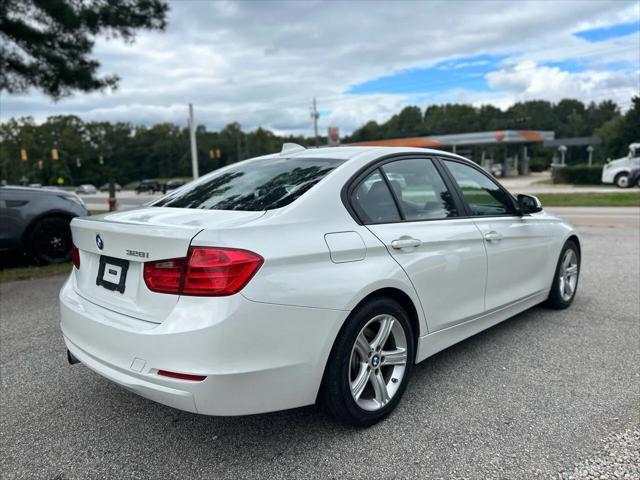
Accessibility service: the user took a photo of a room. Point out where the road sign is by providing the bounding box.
[328,127,340,147]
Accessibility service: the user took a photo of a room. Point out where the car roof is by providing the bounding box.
[262,145,470,162]
[0,185,65,193]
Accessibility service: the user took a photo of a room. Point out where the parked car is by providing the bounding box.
[75,184,97,194]
[601,143,640,188]
[60,145,580,426]
[0,186,89,264]
[490,163,504,177]
[99,183,122,193]
[135,179,161,194]
[165,179,186,191]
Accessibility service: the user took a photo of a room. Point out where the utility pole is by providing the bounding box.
[310,97,319,147]
[236,123,242,163]
[188,103,199,180]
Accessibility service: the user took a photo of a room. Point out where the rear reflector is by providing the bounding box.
[143,247,263,296]
[157,370,207,382]
[71,245,80,269]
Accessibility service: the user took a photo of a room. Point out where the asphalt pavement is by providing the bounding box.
[1,210,638,479]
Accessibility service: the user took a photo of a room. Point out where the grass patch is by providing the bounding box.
[0,262,71,284]
[537,192,640,207]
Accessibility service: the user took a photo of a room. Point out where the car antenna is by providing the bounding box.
[280,143,306,156]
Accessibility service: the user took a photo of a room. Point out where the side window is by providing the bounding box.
[381,158,458,220]
[352,171,401,224]
[443,160,517,216]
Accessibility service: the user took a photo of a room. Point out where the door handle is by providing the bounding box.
[484,231,503,243]
[391,236,422,249]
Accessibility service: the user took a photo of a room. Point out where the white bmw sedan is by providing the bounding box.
[60,145,580,426]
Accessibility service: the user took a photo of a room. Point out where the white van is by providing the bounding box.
[602,143,640,188]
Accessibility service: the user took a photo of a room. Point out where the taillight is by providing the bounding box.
[143,258,186,294]
[71,245,80,269]
[143,247,263,296]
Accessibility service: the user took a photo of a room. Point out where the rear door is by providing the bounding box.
[441,159,555,311]
[350,156,487,333]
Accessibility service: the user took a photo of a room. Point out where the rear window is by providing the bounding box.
[153,157,343,211]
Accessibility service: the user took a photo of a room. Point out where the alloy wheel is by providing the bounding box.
[559,248,579,302]
[349,314,408,411]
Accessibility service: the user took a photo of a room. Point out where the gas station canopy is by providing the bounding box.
[350,130,555,149]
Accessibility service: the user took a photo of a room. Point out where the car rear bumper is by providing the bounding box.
[59,277,348,416]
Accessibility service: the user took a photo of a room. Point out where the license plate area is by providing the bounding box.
[96,256,129,294]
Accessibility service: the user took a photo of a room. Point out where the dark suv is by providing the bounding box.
[0,186,89,264]
[135,179,161,194]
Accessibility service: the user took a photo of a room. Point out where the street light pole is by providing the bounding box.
[188,103,199,180]
[558,145,567,166]
[310,98,319,147]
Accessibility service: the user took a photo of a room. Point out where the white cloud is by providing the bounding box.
[1,0,638,135]
[485,61,638,107]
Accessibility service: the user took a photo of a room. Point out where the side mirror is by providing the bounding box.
[517,194,543,214]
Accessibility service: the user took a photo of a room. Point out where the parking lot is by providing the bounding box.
[1,208,638,479]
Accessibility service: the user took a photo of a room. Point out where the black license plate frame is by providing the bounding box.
[96,255,129,294]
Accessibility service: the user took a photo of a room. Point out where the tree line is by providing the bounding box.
[0,97,638,187]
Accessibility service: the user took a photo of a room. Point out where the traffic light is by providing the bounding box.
[209,149,214,159]
[51,148,59,161]
[20,149,28,161]
[215,149,221,159]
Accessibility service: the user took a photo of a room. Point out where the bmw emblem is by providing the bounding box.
[96,234,104,250]
[371,355,380,367]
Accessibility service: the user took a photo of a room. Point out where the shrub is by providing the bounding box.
[551,164,604,185]
[529,157,549,172]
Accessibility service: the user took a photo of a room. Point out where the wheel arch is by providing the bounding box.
[566,233,581,257]
[613,171,630,185]
[354,287,422,343]
[316,286,422,405]
[21,211,76,244]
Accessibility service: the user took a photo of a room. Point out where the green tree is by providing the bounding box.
[597,96,640,160]
[349,121,382,142]
[0,0,168,98]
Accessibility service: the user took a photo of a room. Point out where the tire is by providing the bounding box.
[320,297,415,427]
[614,173,629,188]
[29,217,73,265]
[546,240,580,309]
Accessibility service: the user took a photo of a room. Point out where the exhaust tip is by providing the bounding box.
[67,349,80,365]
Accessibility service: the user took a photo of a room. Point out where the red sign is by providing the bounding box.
[328,127,340,147]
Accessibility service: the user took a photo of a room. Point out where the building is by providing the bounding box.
[350,130,555,175]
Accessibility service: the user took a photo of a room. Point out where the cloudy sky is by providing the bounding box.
[2,0,639,136]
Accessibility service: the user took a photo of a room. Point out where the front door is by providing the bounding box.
[442,159,554,311]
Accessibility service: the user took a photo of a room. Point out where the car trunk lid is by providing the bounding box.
[70,207,265,323]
